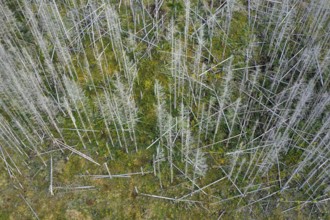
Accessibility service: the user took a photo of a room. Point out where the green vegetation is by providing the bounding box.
[0,0,329,219]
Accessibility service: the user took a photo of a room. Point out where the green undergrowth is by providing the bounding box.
[0,1,329,219]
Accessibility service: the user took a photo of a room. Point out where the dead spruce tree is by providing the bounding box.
[0,0,329,218]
